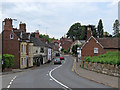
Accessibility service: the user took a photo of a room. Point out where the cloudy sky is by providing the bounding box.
[0,0,119,39]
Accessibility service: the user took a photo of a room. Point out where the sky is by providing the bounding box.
[0,0,119,39]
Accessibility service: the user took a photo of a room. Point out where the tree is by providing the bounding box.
[67,23,81,41]
[97,19,104,38]
[67,23,88,41]
[113,19,120,37]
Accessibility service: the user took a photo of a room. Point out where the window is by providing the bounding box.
[40,48,44,53]
[94,48,98,53]
[21,44,23,53]
[10,34,14,39]
[29,45,31,53]
[24,45,26,54]
[21,58,23,65]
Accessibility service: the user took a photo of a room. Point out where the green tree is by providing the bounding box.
[67,23,87,41]
[97,19,104,38]
[113,19,120,37]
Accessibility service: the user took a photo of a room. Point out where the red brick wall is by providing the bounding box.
[81,37,106,60]
[81,37,119,60]
[3,30,20,69]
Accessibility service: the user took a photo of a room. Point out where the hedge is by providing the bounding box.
[2,54,14,68]
[84,51,120,65]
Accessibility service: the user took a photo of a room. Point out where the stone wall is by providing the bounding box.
[82,62,120,77]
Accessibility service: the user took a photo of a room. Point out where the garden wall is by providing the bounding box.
[82,62,120,77]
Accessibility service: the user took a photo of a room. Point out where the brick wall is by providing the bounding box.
[3,30,20,69]
[81,37,106,60]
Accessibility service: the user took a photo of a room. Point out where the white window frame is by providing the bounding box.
[94,48,98,54]
[10,34,14,39]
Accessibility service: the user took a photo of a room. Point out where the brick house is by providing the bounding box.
[2,18,33,69]
[81,27,120,60]
[59,37,73,52]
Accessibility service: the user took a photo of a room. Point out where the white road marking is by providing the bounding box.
[46,74,48,76]
[9,82,12,85]
[7,76,17,88]
[7,85,10,88]
[49,59,70,89]
[50,79,52,80]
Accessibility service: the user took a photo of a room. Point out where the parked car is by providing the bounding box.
[60,56,64,60]
[56,53,60,57]
[54,58,61,64]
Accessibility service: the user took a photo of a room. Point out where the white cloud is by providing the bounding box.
[0,1,117,38]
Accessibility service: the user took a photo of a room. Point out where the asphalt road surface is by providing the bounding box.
[2,56,110,89]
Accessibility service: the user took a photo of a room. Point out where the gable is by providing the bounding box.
[81,36,104,49]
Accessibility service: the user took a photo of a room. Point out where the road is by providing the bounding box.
[2,56,110,89]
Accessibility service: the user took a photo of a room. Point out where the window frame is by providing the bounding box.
[10,34,14,39]
[94,48,98,54]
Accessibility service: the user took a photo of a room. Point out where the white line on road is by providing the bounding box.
[7,85,10,88]
[7,76,17,88]
[49,59,70,89]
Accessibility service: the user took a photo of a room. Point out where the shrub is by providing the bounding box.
[3,54,14,68]
[84,51,119,65]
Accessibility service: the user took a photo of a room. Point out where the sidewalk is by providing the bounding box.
[72,56,119,88]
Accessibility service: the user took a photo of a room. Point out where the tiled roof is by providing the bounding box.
[96,38,120,49]
[30,37,47,47]
[13,29,32,42]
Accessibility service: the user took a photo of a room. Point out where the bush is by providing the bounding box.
[84,51,120,65]
[3,54,14,68]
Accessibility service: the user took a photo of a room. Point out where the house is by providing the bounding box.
[59,37,73,52]
[2,18,33,69]
[81,27,120,60]
[51,40,60,51]
[31,31,49,66]
[70,40,85,53]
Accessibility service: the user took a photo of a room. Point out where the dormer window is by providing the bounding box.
[10,34,14,39]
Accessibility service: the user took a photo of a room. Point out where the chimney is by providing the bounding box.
[4,18,13,31]
[19,22,26,32]
[34,30,39,38]
[87,26,92,40]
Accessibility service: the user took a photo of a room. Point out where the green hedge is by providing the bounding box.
[84,51,120,65]
[2,54,14,68]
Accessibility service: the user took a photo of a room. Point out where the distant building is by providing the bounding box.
[60,37,73,51]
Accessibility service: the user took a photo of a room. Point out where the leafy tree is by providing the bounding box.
[104,32,112,37]
[67,23,81,41]
[97,19,104,38]
[113,19,120,37]
[67,23,97,41]
[39,34,56,43]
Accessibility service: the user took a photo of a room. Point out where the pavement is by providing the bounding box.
[71,56,119,88]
